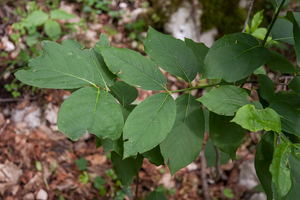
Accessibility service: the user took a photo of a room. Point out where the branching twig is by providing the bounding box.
[0,119,10,136]
[200,150,210,200]
[242,0,255,33]
[134,174,139,200]
[212,146,221,182]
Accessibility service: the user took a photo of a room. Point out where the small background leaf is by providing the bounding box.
[209,112,246,160]
[24,10,48,27]
[44,20,61,39]
[50,9,76,20]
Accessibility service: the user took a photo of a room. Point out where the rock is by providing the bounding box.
[158,173,175,189]
[23,193,35,200]
[186,162,198,171]
[44,103,59,124]
[1,36,15,52]
[238,159,260,189]
[11,103,41,129]
[249,192,267,200]
[36,188,48,200]
[0,162,23,195]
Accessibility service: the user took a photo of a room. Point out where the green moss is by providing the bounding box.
[200,0,247,37]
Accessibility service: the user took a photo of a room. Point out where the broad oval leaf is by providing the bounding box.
[271,18,294,44]
[142,145,165,166]
[144,27,198,83]
[160,93,205,175]
[231,105,281,133]
[61,39,116,88]
[111,151,143,188]
[57,87,124,141]
[145,191,167,200]
[209,112,246,160]
[100,46,167,91]
[15,40,116,89]
[255,131,275,200]
[197,85,251,116]
[100,136,123,156]
[202,33,270,82]
[24,10,49,27]
[109,81,139,106]
[270,101,300,138]
[269,138,292,197]
[289,76,300,97]
[293,15,300,67]
[44,20,61,39]
[123,93,176,158]
[273,91,300,109]
[266,50,296,74]
[50,9,76,20]
[184,38,209,74]
[257,74,275,103]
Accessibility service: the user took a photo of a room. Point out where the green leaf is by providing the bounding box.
[257,74,275,103]
[50,9,76,20]
[184,38,209,73]
[144,27,198,83]
[111,151,143,188]
[61,39,116,88]
[44,20,61,39]
[57,87,123,141]
[160,93,204,175]
[75,157,88,171]
[100,46,167,91]
[202,33,270,82]
[289,76,300,97]
[231,105,281,133]
[293,15,300,67]
[273,91,300,109]
[271,18,294,45]
[275,0,290,7]
[145,191,167,200]
[96,33,110,47]
[255,131,275,200]
[251,10,264,33]
[109,81,139,106]
[223,188,234,198]
[269,137,292,197]
[15,40,116,89]
[265,50,296,74]
[142,145,165,166]
[252,28,271,41]
[197,85,252,116]
[123,93,176,158]
[204,138,230,168]
[100,136,123,156]
[209,112,245,160]
[280,151,300,199]
[93,176,107,190]
[254,66,267,75]
[24,10,48,27]
[270,101,300,138]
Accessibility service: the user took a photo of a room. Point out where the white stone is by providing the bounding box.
[2,36,15,52]
[249,192,267,200]
[238,160,260,189]
[119,2,127,9]
[36,188,48,200]
[187,162,198,171]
